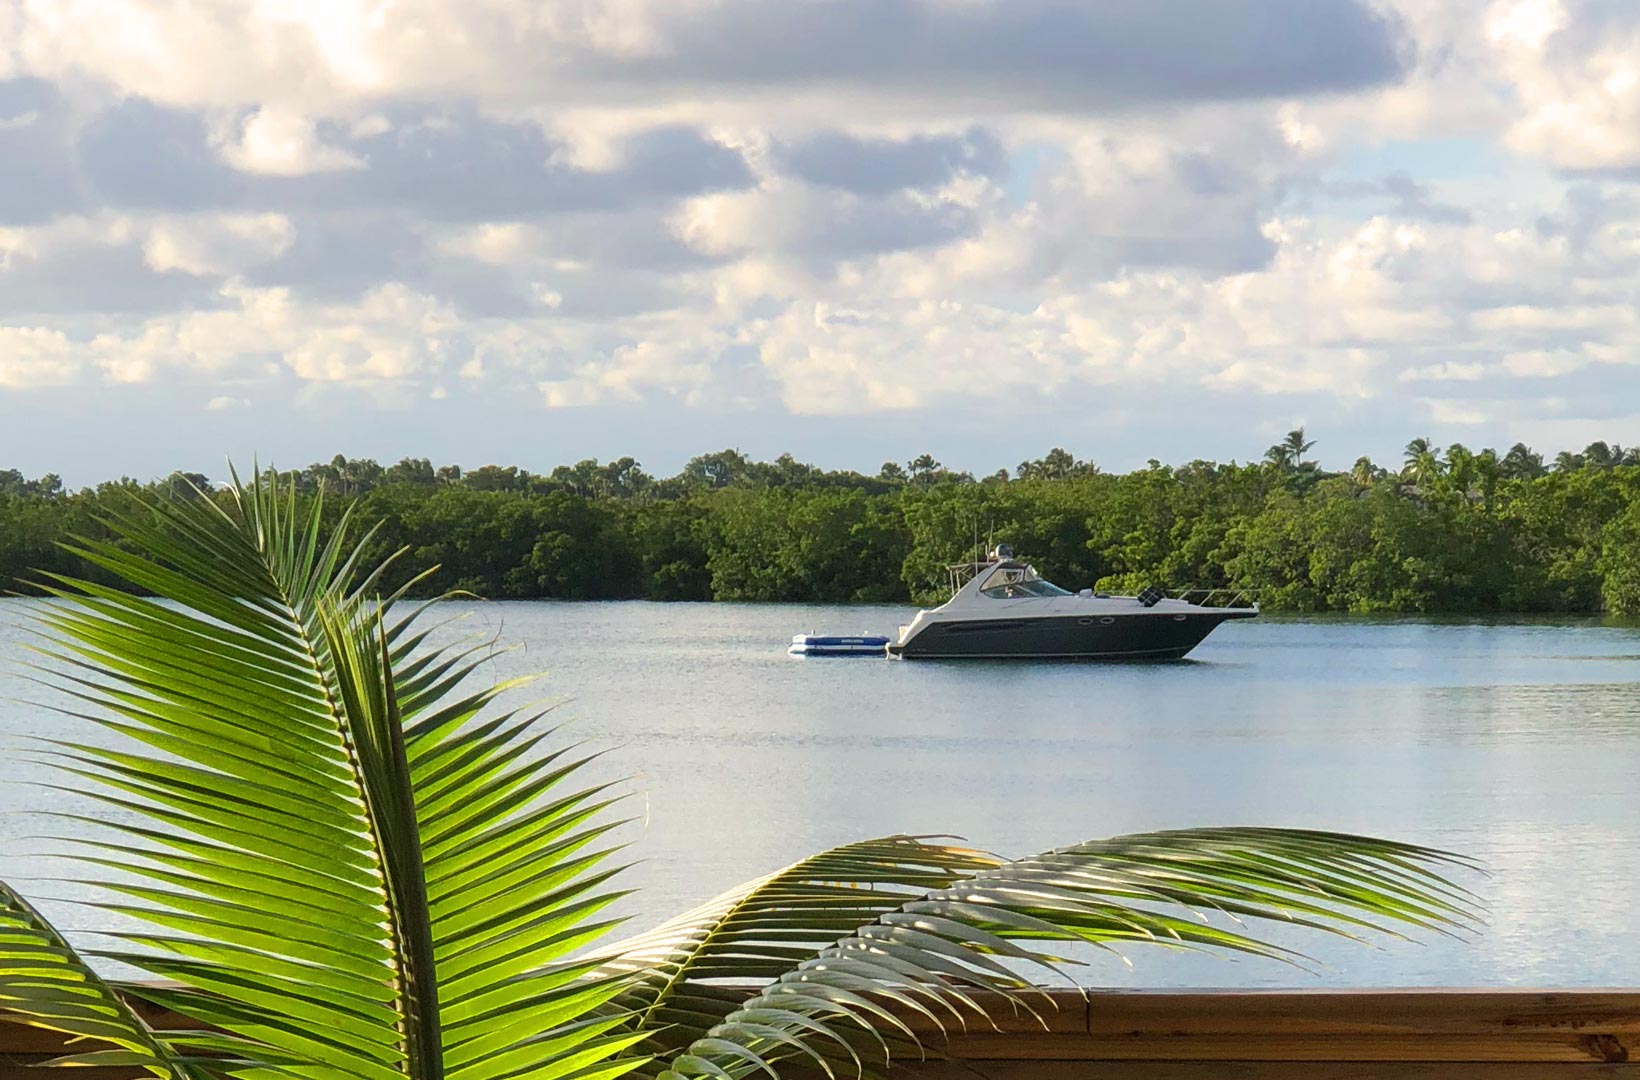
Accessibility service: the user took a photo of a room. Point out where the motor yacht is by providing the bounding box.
[887,545,1256,660]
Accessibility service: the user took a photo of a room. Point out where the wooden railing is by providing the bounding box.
[891,989,1640,1078]
[5,989,1639,1078]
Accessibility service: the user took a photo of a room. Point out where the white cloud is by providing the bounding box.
[441,223,536,265]
[1500,350,1586,376]
[216,107,364,175]
[1486,0,1640,170]
[143,213,296,275]
[100,354,153,382]
[1487,0,1567,51]
[538,338,720,408]
[206,394,250,410]
[1399,361,1488,382]
[1422,398,1491,424]
[1473,304,1638,333]
[86,281,459,384]
[0,326,77,386]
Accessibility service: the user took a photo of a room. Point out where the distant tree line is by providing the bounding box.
[5,430,1640,614]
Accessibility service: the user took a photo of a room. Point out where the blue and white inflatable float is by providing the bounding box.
[788,633,890,657]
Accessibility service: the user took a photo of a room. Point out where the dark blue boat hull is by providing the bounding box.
[887,611,1253,660]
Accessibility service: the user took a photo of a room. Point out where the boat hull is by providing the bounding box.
[887,610,1253,660]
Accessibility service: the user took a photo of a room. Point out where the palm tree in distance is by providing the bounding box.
[1351,456,1379,488]
[1017,447,1096,481]
[1446,444,1476,492]
[1585,442,1640,467]
[1474,447,1503,511]
[907,452,943,484]
[1282,427,1316,467]
[0,473,1481,1080]
[1264,427,1315,472]
[1501,442,1545,480]
[1402,437,1445,485]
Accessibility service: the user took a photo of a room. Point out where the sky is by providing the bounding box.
[3,0,1640,485]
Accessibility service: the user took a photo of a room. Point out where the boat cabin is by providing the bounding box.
[973,562,1073,600]
[944,545,1074,604]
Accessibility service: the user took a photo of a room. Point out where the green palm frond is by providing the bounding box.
[590,837,999,1059]
[4,472,643,1080]
[405,676,649,1080]
[657,829,1479,1080]
[22,480,443,1079]
[0,881,187,1076]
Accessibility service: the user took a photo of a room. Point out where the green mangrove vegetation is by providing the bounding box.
[5,430,1640,612]
[0,472,1477,1079]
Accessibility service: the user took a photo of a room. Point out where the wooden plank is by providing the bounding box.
[883,989,1640,1035]
[7,989,1640,1072]
[724,989,1640,1066]
[884,988,1640,1055]
[29,1059,1636,1080]
[0,1018,89,1054]
[890,1063,1640,1079]
[882,992,1087,1034]
[1079,990,1640,1036]
[0,1069,144,1080]
[929,1031,1625,1062]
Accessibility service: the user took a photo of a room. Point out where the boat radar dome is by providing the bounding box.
[989,543,1014,561]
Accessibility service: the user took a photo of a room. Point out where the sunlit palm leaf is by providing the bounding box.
[20,480,441,1079]
[589,836,999,1061]
[0,880,189,1076]
[0,470,649,1080]
[658,829,1479,1080]
[403,667,650,1080]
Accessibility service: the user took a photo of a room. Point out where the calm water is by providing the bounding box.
[3,599,1638,988]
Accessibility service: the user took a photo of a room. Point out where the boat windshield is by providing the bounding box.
[979,577,1072,599]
